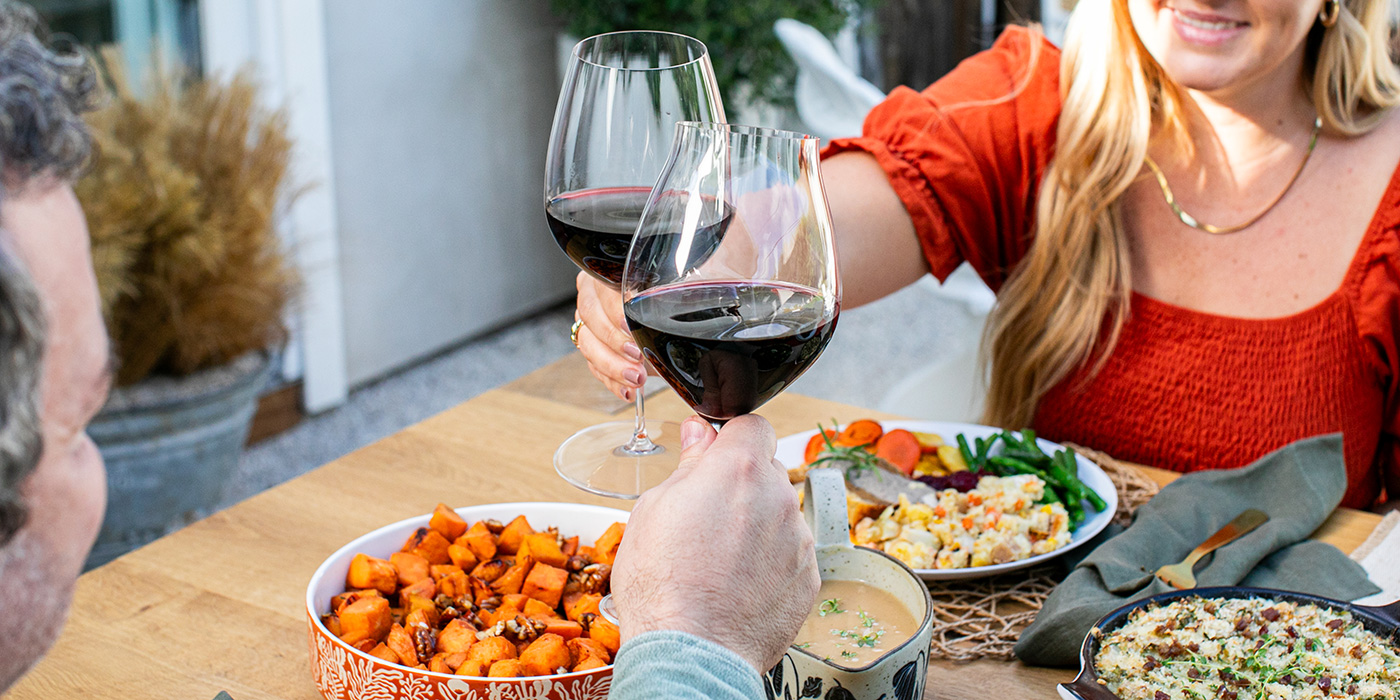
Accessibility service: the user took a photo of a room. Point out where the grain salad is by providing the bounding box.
[1094,597,1400,700]
[850,474,1073,569]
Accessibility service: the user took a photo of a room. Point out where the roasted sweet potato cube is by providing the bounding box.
[561,535,579,557]
[572,655,607,672]
[404,597,440,629]
[495,515,533,555]
[429,503,469,540]
[447,543,479,572]
[470,558,510,583]
[461,521,496,561]
[587,617,621,656]
[398,577,437,608]
[569,636,611,664]
[430,564,464,581]
[521,532,568,568]
[522,597,559,621]
[437,570,470,598]
[500,593,528,609]
[566,594,602,622]
[427,653,454,674]
[331,589,382,614]
[519,633,571,676]
[522,563,568,608]
[403,527,452,565]
[488,659,523,677]
[352,638,378,653]
[470,575,495,606]
[544,619,583,640]
[346,554,398,595]
[487,604,521,628]
[386,623,419,666]
[339,596,392,646]
[321,613,342,637]
[490,554,533,596]
[476,606,498,629]
[592,523,625,566]
[466,636,517,666]
[389,551,431,587]
[366,641,400,660]
[455,659,489,676]
[575,545,596,563]
[437,618,478,654]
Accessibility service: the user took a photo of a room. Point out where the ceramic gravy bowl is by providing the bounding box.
[763,467,935,700]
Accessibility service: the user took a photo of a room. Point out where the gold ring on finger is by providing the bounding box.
[570,319,585,348]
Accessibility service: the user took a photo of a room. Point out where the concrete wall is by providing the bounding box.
[324,0,576,386]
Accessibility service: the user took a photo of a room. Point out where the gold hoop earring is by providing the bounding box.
[1320,0,1340,27]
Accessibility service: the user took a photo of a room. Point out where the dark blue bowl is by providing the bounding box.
[1058,587,1400,700]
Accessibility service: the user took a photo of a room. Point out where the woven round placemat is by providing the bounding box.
[925,447,1161,661]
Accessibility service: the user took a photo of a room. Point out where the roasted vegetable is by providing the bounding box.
[523,563,568,608]
[874,429,922,476]
[429,504,469,540]
[519,633,571,676]
[327,509,622,678]
[347,553,398,595]
[339,596,391,646]
[403,527,452,566]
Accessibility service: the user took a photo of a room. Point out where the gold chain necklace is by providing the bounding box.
[1143,116,1322,235]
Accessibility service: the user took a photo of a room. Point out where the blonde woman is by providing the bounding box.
[572,0,1400,509]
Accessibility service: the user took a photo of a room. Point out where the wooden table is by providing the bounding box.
[8,355,1384,700]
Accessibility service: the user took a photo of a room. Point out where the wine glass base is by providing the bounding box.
[553,420,683,499]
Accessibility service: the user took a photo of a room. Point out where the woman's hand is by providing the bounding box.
[574,272,646,401]
[612,415,819,672]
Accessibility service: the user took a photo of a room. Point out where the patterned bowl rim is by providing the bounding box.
[306,501,632,683]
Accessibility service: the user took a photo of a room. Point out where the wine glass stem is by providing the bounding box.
[617,388,664,456]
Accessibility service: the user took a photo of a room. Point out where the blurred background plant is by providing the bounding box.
[549,0,876,109]
[76,51,298,386]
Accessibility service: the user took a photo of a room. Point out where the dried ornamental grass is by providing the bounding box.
[77,53,296,386]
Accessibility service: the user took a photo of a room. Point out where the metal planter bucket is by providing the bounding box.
[85,352,273,569]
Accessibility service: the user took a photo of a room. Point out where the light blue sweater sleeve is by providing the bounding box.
[608,630,764,700]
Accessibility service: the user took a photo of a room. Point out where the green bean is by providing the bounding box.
[1001,448,1048,465]
[1050,449,1108,512]
[957,434,976,471]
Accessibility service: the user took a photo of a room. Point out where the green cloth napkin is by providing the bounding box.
[1014,434,1380,667]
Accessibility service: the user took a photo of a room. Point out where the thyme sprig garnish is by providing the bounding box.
[807,420,886,477]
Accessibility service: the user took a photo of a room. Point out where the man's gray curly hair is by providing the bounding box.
[0,0,98,546]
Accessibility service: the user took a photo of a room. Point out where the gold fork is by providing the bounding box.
[1154,508,1269,590]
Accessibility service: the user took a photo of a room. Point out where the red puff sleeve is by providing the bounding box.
[822,27,1062,289]
[1352,164,1400,504]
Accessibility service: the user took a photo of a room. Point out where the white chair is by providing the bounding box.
[878,265,995,423]
[772,18,886,140]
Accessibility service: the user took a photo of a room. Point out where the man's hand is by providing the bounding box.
[612,415,819,672]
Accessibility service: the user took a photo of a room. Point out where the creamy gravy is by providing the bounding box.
[791,579,918,668]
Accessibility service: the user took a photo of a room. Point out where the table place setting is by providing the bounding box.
[10,20,1400,700]
[1016,433,1379,668]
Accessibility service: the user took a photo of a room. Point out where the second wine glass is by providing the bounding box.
[623,123,841,427]
[544,31,724,498]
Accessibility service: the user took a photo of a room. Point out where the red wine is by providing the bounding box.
[546,187,731,286]
[545,187,649,285]
[625,282,839,423]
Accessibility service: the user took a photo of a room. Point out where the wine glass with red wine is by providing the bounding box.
[544,31,724,498]
[622,122,840,427]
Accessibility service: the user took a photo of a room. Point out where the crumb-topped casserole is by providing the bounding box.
[1094,597,1400,700]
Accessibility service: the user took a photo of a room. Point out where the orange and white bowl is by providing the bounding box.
[306,502,629,700]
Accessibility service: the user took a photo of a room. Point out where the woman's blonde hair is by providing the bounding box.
[980,0,1400,427]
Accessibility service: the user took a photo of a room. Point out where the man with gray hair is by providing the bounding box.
[0,0,112,691]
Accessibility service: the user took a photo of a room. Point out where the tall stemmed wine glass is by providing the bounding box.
[622,123,841,428]
[544,32,724,498]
